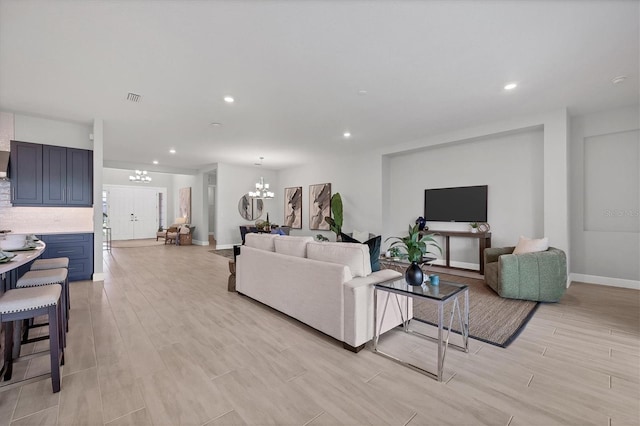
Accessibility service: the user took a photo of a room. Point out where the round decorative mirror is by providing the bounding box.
[238,194,264,221]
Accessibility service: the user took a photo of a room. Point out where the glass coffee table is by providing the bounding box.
[373,277,469,381]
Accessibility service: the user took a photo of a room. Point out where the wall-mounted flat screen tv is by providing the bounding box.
[424,185,488,222]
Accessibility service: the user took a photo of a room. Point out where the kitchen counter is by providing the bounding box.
[0,241,46,292]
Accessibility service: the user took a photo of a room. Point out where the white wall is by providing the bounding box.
[215,163,279,248]
[14,113,92,149]
[172,173,202,242]
[570,105,640,288]
[276,152,383,241]
[386,128,544,267]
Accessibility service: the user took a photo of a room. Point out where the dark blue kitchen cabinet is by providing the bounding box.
[37,233,94,281]
[66,148,93,206]
[9,141,43,205]
[10,140,93,207]
[43,145,67,205]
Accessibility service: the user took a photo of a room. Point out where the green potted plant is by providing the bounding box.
[324,192,343,241]
[386,224,442,286]
[469,222,479,233]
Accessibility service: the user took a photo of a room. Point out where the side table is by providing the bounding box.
[373,278,469,381]
[228,260,236,292]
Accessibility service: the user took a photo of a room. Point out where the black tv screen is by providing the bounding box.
[424,185,488,222]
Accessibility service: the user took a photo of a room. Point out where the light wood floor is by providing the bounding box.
[0,244,638,426]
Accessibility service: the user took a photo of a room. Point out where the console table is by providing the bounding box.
[420,230,491,275]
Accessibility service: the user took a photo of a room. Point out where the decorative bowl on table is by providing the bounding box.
[0,238,26,251]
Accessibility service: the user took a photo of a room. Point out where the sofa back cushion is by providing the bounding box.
[274,236,314,258]
[245,233,278,251]
[340,233,382,272]
[307,241,372,277]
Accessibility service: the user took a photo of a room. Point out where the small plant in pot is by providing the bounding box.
[469,222,479,233]
[386,224,442,286]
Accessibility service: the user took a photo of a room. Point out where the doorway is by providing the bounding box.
[104,185,166,240]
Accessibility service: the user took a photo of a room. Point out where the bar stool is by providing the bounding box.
[30,257,70,310]
[0,284,64,393]
[16,268,69,348]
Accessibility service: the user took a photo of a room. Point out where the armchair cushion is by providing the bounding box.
[513,236,549,255]
[484,246,567,302]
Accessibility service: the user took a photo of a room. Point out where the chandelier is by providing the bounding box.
[249,177,274,199]
[129,170,152,183]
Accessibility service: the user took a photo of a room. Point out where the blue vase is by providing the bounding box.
[405,261,424,286]
[415,216,427,231]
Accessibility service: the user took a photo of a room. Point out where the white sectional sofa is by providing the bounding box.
[236,233,412,352]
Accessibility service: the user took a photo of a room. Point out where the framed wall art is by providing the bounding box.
[284,186,303,229]
[309,183,331,230]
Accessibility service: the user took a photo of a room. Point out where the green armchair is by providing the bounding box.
[484,246,567,302]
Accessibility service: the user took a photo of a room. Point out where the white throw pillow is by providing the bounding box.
[245,233,279,251]
[307,241,371,277]
[274,236,314,258]
[352,229,370,243]
[513,236,549,255]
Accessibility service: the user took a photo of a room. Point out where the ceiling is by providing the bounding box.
[0,0,638,172]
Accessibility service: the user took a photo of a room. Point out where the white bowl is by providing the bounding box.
[0,239,25,250]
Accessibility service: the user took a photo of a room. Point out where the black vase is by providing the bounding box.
[415,216,426,231]
[405,261,424,286]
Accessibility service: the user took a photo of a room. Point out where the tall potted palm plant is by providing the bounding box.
[386,224,442,286]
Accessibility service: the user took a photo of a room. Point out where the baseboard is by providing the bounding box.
[215,243,236,250]
[92,272,105,282]
[569,273,640,290]
[192,239,210,246]
[430,259,480,271]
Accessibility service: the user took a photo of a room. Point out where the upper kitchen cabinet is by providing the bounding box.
[10,140,93,207]
[9,141,43,205]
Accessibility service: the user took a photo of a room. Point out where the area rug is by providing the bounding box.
[383,265,538,347]
[111,239,166,248]
[210,248,234,260]
[212,253,536,347]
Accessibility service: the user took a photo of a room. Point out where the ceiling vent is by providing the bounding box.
[126,92,141,102]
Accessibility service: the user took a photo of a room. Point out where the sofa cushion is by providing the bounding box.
[245,233,279,251]
[274,236,314,258]
[340,233,382,272]
[513,236,549,255]
[307,241,372,277]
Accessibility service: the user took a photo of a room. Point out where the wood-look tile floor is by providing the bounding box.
[1,244,638,425]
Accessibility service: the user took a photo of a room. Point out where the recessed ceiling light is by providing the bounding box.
[210,122,222,127]
[169,149,176,154]
[152,160,159,165]
[343,132,351,138]
[224,96,234,103]
[612,75,627,85]
[357,90,368,95]
[504,83,518,90]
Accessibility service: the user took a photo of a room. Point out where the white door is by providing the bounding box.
[108,187,135,240]
[107,186,160,240]
[132,187,159,239]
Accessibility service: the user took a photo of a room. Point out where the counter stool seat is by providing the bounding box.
[17,268,69,342]
[31,258,69,270]
[29,258,71,311]
[0,284,64,393]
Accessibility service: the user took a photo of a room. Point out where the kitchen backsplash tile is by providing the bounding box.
[0,181,93,233]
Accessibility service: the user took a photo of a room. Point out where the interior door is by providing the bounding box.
[108,187,135,240]
[107,186,160,240]
[132,187,159,239]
